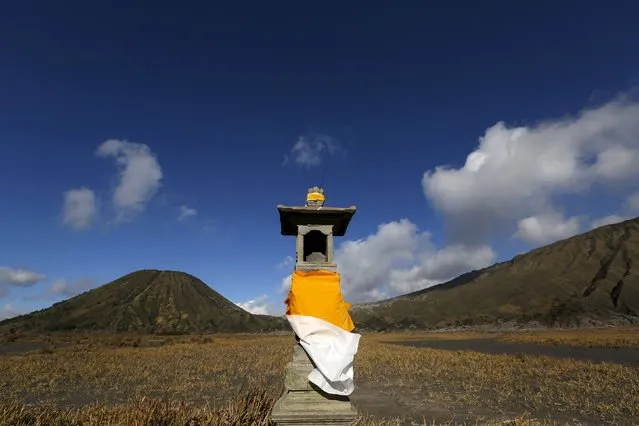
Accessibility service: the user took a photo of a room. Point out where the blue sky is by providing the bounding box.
[2,2,639,318]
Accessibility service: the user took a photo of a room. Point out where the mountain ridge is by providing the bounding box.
[0,269,288,334]
[351,217,639,330]
[3,218,639,335]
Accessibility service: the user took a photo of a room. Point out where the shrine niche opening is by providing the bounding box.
[303,230,327,262]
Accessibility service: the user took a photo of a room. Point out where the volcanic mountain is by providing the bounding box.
[351,217,639,330]
[0,270,288,334]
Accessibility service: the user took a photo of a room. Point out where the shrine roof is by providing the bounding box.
[276,205,357,236]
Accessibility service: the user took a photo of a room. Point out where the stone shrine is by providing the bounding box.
[270,187,359,425]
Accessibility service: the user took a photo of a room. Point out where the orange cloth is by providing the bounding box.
[285,270,355,332]
[306,192,325,202]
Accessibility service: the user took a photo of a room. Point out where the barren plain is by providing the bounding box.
[1,327,638,425]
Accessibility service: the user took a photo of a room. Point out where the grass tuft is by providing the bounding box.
[0,389,278,426]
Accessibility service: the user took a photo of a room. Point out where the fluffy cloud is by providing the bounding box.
[422,97,639,245]
[271,96,639,304]
[338,220,495,300]
[279,220,495,302]
[178,205,197,221]
[0,303,25,321]
[388,244,496,295]
[62,187,98,230]
[334,219,423,300]
[593,145,639,181]
[283,134,345,168]
[61,140,163,228]
[515,213,581,245]
[49,278,94,298]
[236,295,274,315]
[96,139,163,219]
[0,267,46,287]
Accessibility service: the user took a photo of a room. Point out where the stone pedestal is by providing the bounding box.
[270,343,358,425]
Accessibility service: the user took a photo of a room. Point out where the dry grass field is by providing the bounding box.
[496,327,639,348]
[367,326,639,348]
[0,329,638,425]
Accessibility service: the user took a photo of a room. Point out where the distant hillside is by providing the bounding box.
[0,270,288,334]
[351,218,639,330]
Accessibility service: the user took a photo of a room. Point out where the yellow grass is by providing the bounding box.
[497,327,639,348]
[0,389,276,426]
[363,331,495,342]
[355,339,638,422]
[0,399,562,426]
[0,331,637,425]
[361,326,639,348]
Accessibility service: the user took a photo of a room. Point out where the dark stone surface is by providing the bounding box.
[277,205,356,236]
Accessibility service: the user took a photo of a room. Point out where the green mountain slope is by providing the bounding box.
[351,218,639,330]
[0,270,288,333]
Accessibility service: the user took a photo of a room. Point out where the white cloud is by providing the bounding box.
[62,187,98,230]
[625,192,639,212]
[96,139,163,219]
[388,244,496,295]
[338,220,495,301]
[276,256,294,270]
[279,274,292,295]
[589,214,627,230]
[0,303,25,320]
[335,219,423,300]
[593,145,639,181]
[278,220,495,303]
[49,278,94,298]
[275,95,639,303]
[236,295,273,315]
[515,213,581,245]
[0,267,46,287]
[422,97,639,245]
[178,205,197,221]
[283,134,344,167]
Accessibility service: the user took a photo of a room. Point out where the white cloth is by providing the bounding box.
[286,314,361,396]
